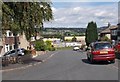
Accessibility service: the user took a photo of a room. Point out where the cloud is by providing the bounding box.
[95,11,107,16]
[44,2,118,28]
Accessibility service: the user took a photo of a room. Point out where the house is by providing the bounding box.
[64,36,86,45]
[117,23,120,41]
[100,25,118,40]
[3,30,19,52]
[19,32,30,50]
[0,30,29,57]
[110,25,118,41]
[100,27,111,39]
[0,38,3,57]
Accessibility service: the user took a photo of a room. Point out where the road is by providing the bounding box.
[2,49,119,80]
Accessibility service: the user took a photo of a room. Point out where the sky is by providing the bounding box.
[44,2,118,28]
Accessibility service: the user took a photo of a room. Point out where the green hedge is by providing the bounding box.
[24,50,32,55]
[34,40,46,51]
[34,40,55,51]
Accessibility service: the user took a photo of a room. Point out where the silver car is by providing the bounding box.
[4,48,25,57]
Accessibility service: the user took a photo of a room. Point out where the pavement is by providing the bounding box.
[2,51,56,72]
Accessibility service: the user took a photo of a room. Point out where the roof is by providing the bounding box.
[109,25,118,30]
[100,25,118,34]
[100,27,110,34]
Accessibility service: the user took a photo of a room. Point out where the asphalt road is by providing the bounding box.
[2,49,119,80]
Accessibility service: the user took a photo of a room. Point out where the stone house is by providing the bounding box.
[110,25,118,41]
[117,23,120,41]
[0,30,29,57]
[100,25,118,40]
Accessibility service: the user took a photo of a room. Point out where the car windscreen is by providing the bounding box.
[94,43,112,50]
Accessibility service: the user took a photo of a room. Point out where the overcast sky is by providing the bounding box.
[44,2,118,28]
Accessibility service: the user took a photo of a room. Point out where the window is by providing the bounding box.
[9,32,12,36]
[112,30,117,36]
[10,45,12,50]
[94,43,112,50]
[5,44,9,52]
[14,44,15,49]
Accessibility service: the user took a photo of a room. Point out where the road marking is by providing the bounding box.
[1,51,59,72]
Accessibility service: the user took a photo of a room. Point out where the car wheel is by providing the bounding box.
[10,57,17,64]
[87,54,90,61]
[17,56,23,64]
[90,55,94,64]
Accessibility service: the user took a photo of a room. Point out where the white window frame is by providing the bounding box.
[5,44,10,52]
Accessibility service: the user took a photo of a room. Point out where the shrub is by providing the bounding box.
[24,50,32,55]
[45,40,55,51]
[47,46,55,51]
[34,40,46,51]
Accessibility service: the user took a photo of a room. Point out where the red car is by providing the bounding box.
[114,42,120,53]
[87,41,115,63]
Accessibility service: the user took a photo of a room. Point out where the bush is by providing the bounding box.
[45,40,55,51]
[34,40,46,51]
[34,40,55,51]
[24,50,32,55]
[47,47,55,51]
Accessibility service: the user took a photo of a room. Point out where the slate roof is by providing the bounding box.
[100,25,118,34]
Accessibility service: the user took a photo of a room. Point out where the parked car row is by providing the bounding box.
[1,48,32,67]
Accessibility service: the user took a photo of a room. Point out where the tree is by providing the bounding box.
[85,21,98,46]
[2,2,53,49]
[0,0,2,39]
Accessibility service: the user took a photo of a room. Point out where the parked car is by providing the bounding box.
[2,50,18,64]
[87,41,115,63]
[3,48,25,57]
[73,46,80,51]
[17,48,26,56]
[2,48,32,63]
[114,42,120,53]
